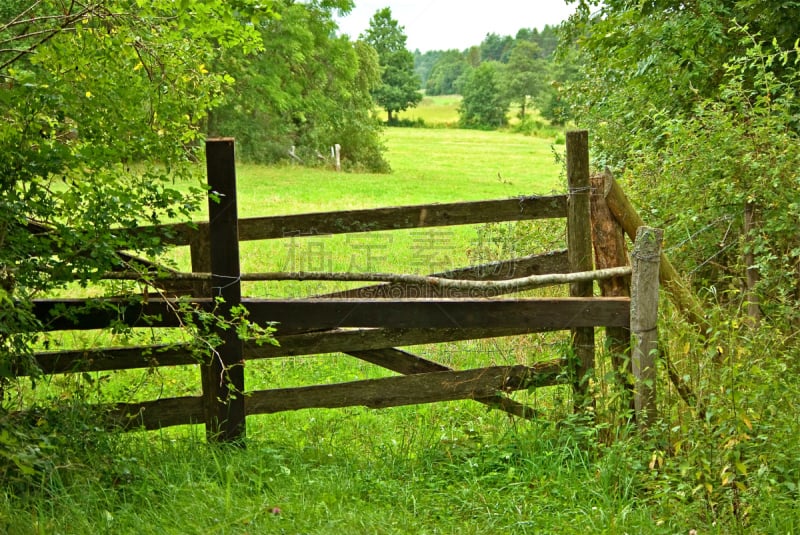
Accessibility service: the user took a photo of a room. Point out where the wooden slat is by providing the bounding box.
[248,326,570,359]
[347,348,540,419]
[23,324,566,375]
[244,297,630,332]
[31,299,199,331]
[30,296,629,334]
[28,344,196,375]
[319,250,570,299]
[110,396,204,431]
[245,363,564,416]
[137,195,568,246]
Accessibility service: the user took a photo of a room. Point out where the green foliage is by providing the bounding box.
[479,33,514,63]
[362,8,423,123]
[208,1,389,172]
[458,62,510,129]
[423,50,471,96]
[0,0,271,481]
[503,40,550,118]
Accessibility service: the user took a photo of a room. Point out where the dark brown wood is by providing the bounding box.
[243,297,630,333]
[22,323,575,376]
[135,195,568,246]
[110,396,204,431]
[27,344,196,375]
[31,298,195,331]
[245,363,563,415]
[320,250,570,298]
[347,348,542,419]
[247,326,575,359]
[566,130,596,409]
[189,226,212,296]
[203,138,245,443]
[590,171,633,413]
[630,227,662,430]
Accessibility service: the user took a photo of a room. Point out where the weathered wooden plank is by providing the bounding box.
[26,344,196,375]
[203,138,245,443]
[111,396,204,431]
[319,250,570,299]
[347,348,543,419]
[630,227,662,430]
[30,296,630,334]
[247,326,571,360]
[31,298,195,331]
[245,363,563,415]
[244,297,630,332]
[566,130,596,409]
[136,195,568,246]
[590,170,633,412]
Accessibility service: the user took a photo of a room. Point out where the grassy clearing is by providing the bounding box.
[5,126,796,534]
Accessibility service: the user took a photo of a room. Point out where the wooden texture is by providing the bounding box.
[203,138,245,443]
[245,363,563,416]
[138,195,568,246]
[318,250,570,298]
[248,326,565,360]
[630,226,662,429]
[347,348,547,419]
[590,171,633,412]
[566,130,596,408]
[244,297,630,333]
[31,298,192,331]
[28,344,196,375]
[111,396,204,431]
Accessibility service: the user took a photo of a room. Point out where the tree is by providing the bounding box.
[362,7,422,123]
[208,0,388,171]
[425,50,471,96]
[458,62,509,129]
[561,0,800,316]
[0,1,267,374]
[503,41,549,118]
[480,33,514,63]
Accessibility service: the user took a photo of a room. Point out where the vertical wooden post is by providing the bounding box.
[566,130,596,410]
[590,170,634,416]
[630,226,662,430]
[743,200,761,327]
[203,138,246,443]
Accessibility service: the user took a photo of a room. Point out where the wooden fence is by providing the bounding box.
[17,130,664,442]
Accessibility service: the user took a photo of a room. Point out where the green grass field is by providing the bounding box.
[2,127,790,534]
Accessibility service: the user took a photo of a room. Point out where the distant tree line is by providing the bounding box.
[412,25,569,129]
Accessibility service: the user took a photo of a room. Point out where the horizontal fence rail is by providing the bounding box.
[30,297,631,333]
[110,362,566,431]
[132,195,568,246]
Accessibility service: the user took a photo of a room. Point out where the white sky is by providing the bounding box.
[335,1,579,53]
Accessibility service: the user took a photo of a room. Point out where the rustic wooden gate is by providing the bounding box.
[19,130,662,442]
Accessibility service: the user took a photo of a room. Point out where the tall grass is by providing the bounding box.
[3,126,797,534]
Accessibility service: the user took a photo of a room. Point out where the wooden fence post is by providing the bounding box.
[203,138,246,443]
[566,130,596,410]
[590,170,634,416]
[630,226,662,430]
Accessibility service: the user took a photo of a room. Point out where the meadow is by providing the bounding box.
[2,126,794,534]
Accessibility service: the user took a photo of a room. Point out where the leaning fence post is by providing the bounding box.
[630,226,663,430]
[203,138,246,443]
[566,130,596,411]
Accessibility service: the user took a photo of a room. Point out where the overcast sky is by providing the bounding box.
[335,1,578,53]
